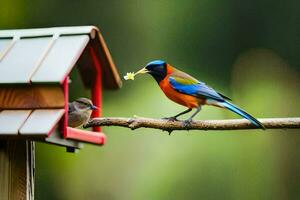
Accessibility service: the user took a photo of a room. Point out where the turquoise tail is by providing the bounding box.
[221,101,265,129]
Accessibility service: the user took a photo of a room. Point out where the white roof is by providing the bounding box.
[0,26,122,88]
[0,27,93,84]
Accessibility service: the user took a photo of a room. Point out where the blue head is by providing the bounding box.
[136,60,167,83]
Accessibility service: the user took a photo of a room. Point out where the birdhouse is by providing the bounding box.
[0,26,122,151]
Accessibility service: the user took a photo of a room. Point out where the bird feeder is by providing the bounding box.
[0,26,122,151]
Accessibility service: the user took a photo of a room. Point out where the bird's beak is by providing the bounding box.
[91,105,99,110]
[135,67,149,76]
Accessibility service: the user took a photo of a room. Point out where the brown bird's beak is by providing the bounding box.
[135,67,149,76]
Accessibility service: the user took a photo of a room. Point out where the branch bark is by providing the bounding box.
[84,117,300,133]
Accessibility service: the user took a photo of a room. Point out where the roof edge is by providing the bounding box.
[94,30,123,89]
[0,26,98,38]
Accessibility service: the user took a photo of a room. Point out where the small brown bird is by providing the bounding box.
[68,98,98,128]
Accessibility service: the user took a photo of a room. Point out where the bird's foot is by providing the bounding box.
[162,116,178,122]
[82,121,91,129]
[183,119,193,129]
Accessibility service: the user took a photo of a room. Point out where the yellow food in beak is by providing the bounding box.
[123,67,149,81]
[124,72,135,80]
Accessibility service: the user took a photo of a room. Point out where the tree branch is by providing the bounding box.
[84,117,300,133]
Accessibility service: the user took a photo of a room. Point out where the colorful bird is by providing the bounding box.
[133,60,265,129]
[68,98,98,128]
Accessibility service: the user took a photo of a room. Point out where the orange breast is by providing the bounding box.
[159,76,204,108]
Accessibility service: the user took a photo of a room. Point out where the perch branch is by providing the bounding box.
[84,117,300,133]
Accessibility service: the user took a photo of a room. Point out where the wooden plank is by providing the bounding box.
[0,110,31,135]
[0,85,64,109]
[27,141,35,200]
[0,140,35,200]
[31,35,90,83]
[0,37,52,84]
[19,109,64,136]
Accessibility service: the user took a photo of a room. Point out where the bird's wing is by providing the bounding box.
[168,71,225,101]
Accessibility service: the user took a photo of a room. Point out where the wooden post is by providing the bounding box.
[0,140,35,200]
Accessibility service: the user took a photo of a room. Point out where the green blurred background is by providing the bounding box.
[1,0,300,199]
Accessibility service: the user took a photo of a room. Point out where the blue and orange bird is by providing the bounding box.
[134,60,265,129]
